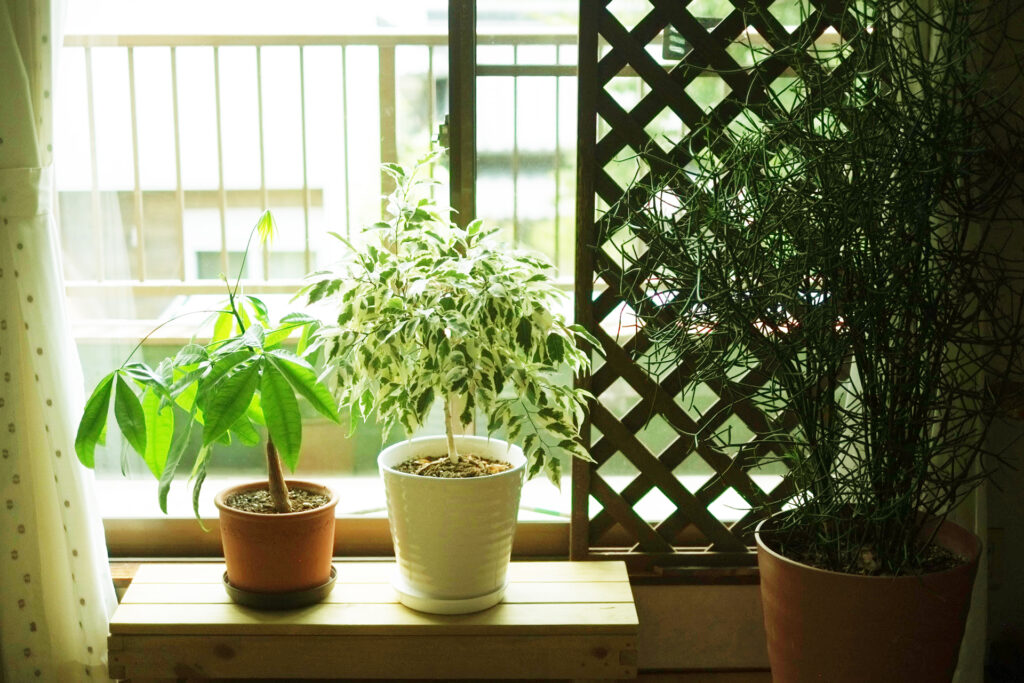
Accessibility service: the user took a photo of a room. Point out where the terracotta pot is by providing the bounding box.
[214,480,338,593]
[755,517,981,683]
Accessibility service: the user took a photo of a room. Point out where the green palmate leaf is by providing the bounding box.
[199,350,252,396]
[236,304,252,334]
[212,310,234,342]
[190,442,212,481]
[245,295,270,325]
[158,412,195,514]
[263,325,294,349]
[75,372,116,468]
[241,322,265,349]
[201,361,260,447]
[260,362,303,471]
[114,373,148,456]
[281,311,319,326]
[265,349,340,422]
[170,368,204,415]
[231,417,260,446]
[255,209,277,242]
[174,344,208,366]
[121,362,167,391]
[295,320,315,356]
[266,314,318,348]
[141,389,174,479]
[191,461,209,531]
[246,397,266,426]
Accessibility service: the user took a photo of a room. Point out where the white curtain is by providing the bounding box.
[0,0,116,680]
[951,489,987,683]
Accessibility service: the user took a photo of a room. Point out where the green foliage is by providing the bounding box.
[605,1,1024,573]
[74,211,340,518]
[304,150,597,485]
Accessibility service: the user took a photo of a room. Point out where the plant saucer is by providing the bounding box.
[222,567,337,609]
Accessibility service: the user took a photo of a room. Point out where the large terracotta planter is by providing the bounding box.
[378,435,526,614]
[755,517,980,683]
[215,480,338,594]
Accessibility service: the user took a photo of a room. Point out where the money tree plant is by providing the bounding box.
[74,211,340,518]
[303,151,597,485]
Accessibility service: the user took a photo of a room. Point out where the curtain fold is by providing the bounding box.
[0,0,116,681]
[951,488,987,683]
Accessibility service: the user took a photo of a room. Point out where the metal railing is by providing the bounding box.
[60,31,577,298]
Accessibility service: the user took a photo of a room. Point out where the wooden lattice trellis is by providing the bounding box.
[571,0,864,568]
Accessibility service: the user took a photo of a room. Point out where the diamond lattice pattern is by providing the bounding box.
[574,0,864,565]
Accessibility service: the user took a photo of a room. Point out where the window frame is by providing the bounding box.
[62,0,582,560]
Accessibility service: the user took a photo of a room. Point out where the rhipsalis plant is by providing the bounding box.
[303,150,596,486]
[604,0,1024,573]
[75,211,340,519]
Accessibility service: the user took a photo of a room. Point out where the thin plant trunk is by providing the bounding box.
[266,437,293,513]
[443,395,460,464]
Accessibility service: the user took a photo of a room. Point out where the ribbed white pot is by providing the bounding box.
[378,435,526,614]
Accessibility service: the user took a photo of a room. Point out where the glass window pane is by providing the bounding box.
[60,1,452,520]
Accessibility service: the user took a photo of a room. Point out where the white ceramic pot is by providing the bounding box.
[378,435,526,614]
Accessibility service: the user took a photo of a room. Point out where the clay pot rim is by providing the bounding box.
[378,434,527,482]
[214,479,339,519]
[754,514,981,581]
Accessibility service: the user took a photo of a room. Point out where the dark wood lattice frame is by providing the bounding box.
[571,0,864,569]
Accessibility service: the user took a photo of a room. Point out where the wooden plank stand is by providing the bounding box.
[108,561,639,681]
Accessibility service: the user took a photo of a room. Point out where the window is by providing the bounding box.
[57,0,581,554]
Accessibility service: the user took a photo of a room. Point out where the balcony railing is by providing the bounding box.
[58,30,578,307]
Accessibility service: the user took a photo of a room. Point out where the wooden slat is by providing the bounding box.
[108,633,639,679]
[120,580,635,606]
[128,561,630,585]
[109,601,639,636]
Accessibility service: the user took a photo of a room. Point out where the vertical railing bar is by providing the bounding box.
[378,45,399,216]
[553,46,562,269]
[341,45,352,238]
[171,46,186,281]
[84,46,104,281]
[127,46,146,281]
[427,45,436,199]
[512,44,520,244]
[257,46,270,280]
[213,46,229,277]
[299,46,311,273]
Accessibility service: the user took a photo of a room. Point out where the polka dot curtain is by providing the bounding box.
[0,0,116,680]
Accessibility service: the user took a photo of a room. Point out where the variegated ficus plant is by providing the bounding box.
[302,150,597,485]
[74,211,340,520]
